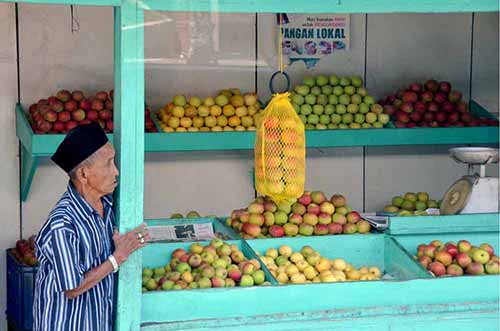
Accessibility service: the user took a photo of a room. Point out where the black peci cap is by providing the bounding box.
[51,122,109,173]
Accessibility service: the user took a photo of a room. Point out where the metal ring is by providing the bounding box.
[137,232,143,239]
[140,237,145,244]
[269,71,291,94]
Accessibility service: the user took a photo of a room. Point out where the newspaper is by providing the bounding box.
[148,223,215,242]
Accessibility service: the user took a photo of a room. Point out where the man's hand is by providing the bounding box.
[112,223,150,265]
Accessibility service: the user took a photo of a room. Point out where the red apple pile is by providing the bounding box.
[380,80,499,128]
[416,239,499,277]
[28,89,157,134]
[226,191,371,239]
[10,235,38,267]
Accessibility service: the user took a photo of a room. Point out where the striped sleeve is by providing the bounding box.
[50,227,83,292]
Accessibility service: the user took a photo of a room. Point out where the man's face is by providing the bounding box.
[86,143,119,196]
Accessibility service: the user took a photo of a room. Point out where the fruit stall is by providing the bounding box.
[4,0,500,331]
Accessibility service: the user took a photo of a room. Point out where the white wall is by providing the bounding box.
[0,4,19,331]
[0,6,498,329]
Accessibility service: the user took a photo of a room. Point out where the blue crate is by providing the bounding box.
[6,250,38,331]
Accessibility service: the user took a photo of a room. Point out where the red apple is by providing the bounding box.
[442,101,455,113]
[456,101,468,113]
[96,91,108,101]
[106,120,113,132]
[396,110,410,123]
[56,90,71,102]
[434,93,448,104]
[410,112,422,122]
[438,81,452,94]
[383,104,396,116]
[448,90,462,103]
[460,113,473,123]
[65,121,78,131]
[403,91,418,103]
[445,243,458,257]
[64,100,78,112]
[328,223,343,235]
[436,112,447,123]
[87,110,99,121]
[72,109,86,122]
[446,264,464,276]
[99,109,113,121]
[418,255,432,269]
[414,101,427,113]
[105,99,113,110]
[400,102,414,113]
[72,90,84,101]
[427,102,439,112]
[424,79,439,92]
[80,99,92,111]
[423,112,435,122]
[385,95,397,104]
[269,225,285,237]
[43,109,58,122]
[58,111,71,123]
[394,121,407,128]
[407,121,417,128]
[447,112,460,123]
[409,82,423,93]
[429,261,446,277]
[435,250,453,266]
[53,121,65,132]
[91,99,104,111]
[421,91,433,102]
[456,252,472,268]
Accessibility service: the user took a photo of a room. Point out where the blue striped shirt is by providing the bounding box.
[33,181,115,331]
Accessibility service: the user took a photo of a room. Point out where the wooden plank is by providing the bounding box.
[141,275,499,323]
[0,0,119,6]
[388,213,500,235]
[114,1,144,331]
[141,301,499,331]
[141,0,499,13]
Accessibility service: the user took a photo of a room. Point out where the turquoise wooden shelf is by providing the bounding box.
[2,0,119,5]
[140,0,499,13]
[15,101,499,201]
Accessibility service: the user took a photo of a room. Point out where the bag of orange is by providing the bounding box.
[254,93,305,202]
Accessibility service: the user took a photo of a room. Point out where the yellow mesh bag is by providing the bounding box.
[255,93,306,202]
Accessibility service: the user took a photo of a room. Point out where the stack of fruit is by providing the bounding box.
[383,192,440,216]
[169,211,203,219]
[381,80,499,128]
[157,89,261,132]
[416,240,499,277]
[28,89,155,134]
[10,236,38,266]
[227,191,371,239]
[259,245,381,284]
[289,75,390,130]
[142,239,270,291]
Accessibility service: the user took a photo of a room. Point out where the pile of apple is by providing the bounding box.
[157,89,261,132]
[227,191,371,239]
[381,80,499,128]
[259,245,381,284]
[141,239,270,291]
[10,236,38,267]
[29,89,156,134]
[169,211,204,219]
[383,192,440,216]
[289,75,390,130]
[416,240,499,277]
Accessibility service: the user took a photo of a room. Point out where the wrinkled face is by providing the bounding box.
[85,143,119,196]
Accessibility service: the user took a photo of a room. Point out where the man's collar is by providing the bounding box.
[67,181,113,218]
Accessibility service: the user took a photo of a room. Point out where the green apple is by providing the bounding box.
[308,114,320,125]
[336,104,347,114]
[328,95,339,105]
[320,115,330,125]
[311,86,321,96]
[354,114,365,124]
[357,87,367,96]
[347,104,359,114]
[316,75,328,86]
[322,85,333,95]
[252,270,266,285]
[329,75,340,86]
[313,105,324,115]
[305,94,317,105]
[472,248,490,264]
[339,77,351,86]
[333,86,344,96]
[317,94,328,105]
[240,274,255,287]
[339,94,351,105]
[302,77,315,87]
[342,114,353,124]
[351,94,362,105]
[359,103,369,114]
[330,114,342,124]
[392,196,404,207]
[292,94,305,105]
[324,105,335,115]
[300,104,312,115]
[295,85,310,96]
[404,193,418,202]
[344,86,356,95]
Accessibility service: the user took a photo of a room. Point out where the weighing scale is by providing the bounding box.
[440,147,499,215]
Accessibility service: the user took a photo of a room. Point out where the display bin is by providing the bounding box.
[145,217,241,241]
[6,250,38,331]
[246,234,430,281]
[387,213,500,235]
[393,231,500,275]
[141,234,499,330]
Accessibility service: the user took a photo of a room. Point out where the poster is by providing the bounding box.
[279,14,350,69]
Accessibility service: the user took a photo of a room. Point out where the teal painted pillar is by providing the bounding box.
[114,1,145,331]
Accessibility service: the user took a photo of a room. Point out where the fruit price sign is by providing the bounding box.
[148,223,216,242]
[280,14,350,69]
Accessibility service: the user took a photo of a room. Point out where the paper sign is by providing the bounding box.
[148,223,216,242]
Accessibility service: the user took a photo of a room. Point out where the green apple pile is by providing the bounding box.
[169,211,205,219]
[416,240,499,277]
[258,245,381,284]
[227,191,371,239]
[383,192,440,216]
[289,75,390,130]
[142,239,271,291]
[157,88,261,132]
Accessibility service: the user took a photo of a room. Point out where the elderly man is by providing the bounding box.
[33,123,149,331]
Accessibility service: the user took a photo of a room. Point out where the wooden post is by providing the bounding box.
[114,1,144,330]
